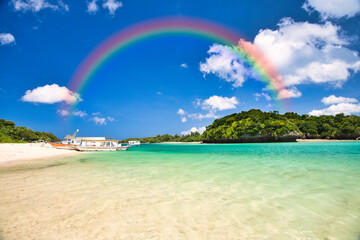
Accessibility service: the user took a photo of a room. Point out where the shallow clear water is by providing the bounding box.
[1,142,360,239]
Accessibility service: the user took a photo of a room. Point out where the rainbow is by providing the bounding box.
[68,17,289,111]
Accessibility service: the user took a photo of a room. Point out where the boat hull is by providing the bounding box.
[73,146,128,152]
[49,143,77,150]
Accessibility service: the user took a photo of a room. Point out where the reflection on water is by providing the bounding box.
[0,142,360,239]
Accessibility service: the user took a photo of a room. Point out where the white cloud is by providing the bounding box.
[303,0,360,20]
[0,33,15,46]
[278,87,302,99]
[21,84,81,104]
[102,0,122,15]
[92,112,100,115]
[254,18,360,91]
[309,102,360,116]
[57,109,69,116]
[57,109,87,117]
[181,126,206,136]
[200,44,255,88]
[202,95,239,111]
[181,95,237,122]
[309,95,360,116]
[73,110,87,118]
[180,63,188,68]
[177,109,188,122]
[254,92,271,101]
[187,111,219,120]
[92,116,106,125]
[10,0,69,13]
[156,91,162,95]
[321,95,358,105]
[87,0,98,13]
[107,116,115,121]
[177,108,186,115]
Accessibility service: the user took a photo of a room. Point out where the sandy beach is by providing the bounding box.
[0,143,80,164]
[0,143,359,239]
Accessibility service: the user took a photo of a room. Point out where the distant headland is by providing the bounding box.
[1,109,360,144]
[122,109,360,144]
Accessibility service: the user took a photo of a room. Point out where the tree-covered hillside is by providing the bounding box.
[120,132,202,143]
[202,109,360,143]
[0,119,60,143]
[121,110,360,143]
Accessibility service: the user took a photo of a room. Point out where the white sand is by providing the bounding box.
[0,143,79,164]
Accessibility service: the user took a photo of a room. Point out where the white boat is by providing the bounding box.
[50,129,80,149]
[73,139,128,152]
[128,140,141,146]
[50,130,128,152]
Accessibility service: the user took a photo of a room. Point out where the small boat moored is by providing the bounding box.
[128,140,141,146]
[50,129,129,152]
[73,139,128,152]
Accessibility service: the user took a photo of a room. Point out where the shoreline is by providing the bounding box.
[1,140,358,165]
[157,142,202,144]
[158,139,359,144]
[296,139,358,142]
[0,143,82,165]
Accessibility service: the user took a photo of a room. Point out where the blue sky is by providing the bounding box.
[1,0,360,139]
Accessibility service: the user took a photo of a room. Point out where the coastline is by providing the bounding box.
[158,141,202,144]
[296,139,359,142]
[1,140,358,165]
[160,139,359,144]
[0,143,82,165]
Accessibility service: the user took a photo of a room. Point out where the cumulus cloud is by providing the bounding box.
[107,116,115,121]
[10,0,69,13]
[180,63,188,68]
[201,95,239,111]
[254,18,360,90]
[303,0,360,20]
[102,0,122,15]
[309,95,360,116]
[87,0,98,13]
[0,33,15,46]
[177,108,186,115]
[177,109,188,122]
[200,44,256,88]
[181,95,238,122]
[181,126,206,136]
[321,95,358,105]
[21,84,81,104]
[92,116,106,125]
[309,103,360,116]
[278,87,302,99]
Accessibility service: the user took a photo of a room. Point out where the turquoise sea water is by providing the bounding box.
[1,142,360,239]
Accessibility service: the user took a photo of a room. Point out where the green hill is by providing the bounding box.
[0,119,60,143]
[202,109,360,143]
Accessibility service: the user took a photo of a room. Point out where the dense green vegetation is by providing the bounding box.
[120,132,202,143]
[202,109,360,142]
[0,119,60,143]
[122,109,360,143]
